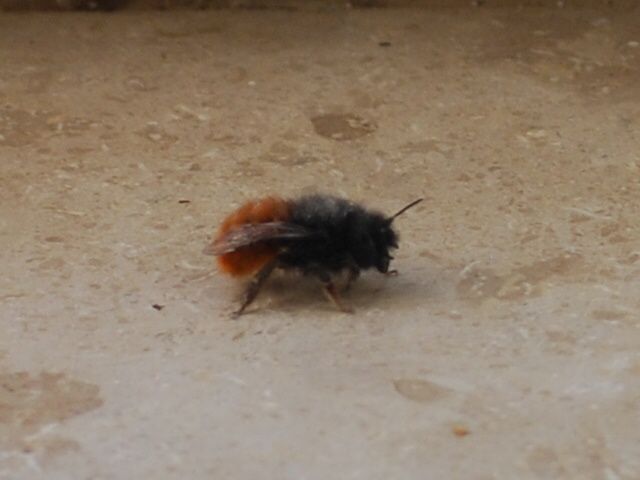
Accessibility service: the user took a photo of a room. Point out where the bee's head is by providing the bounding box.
[376,198,423,272]
[349,199,422,273]
[369,218,398,273]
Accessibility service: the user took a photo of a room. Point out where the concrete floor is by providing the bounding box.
[1,6,639,480]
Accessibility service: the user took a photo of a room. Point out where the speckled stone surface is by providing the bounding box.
[1,7,639,480]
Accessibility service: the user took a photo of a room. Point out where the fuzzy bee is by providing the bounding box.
[205,194,422,316]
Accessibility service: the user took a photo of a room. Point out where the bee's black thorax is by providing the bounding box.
[278,195,398,275]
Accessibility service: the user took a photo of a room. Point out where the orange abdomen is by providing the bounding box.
[215,196,291,277]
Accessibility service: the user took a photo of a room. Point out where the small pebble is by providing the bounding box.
[452,425,471,437]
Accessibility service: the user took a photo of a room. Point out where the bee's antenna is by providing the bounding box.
[388,198,424,222]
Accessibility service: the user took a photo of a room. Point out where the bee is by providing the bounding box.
[204,194,423,316]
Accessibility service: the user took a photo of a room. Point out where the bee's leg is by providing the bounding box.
[324,282,355,314]
[314,270,354,314]
[344,265,360,291]
[385,269,399,277]
[232,259,278,318]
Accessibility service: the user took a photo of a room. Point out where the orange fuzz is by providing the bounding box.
[215,196,291,276]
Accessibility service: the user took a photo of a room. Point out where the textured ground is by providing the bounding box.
[1,6,639,480]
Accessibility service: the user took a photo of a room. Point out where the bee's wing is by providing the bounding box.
[203,222,313,256]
